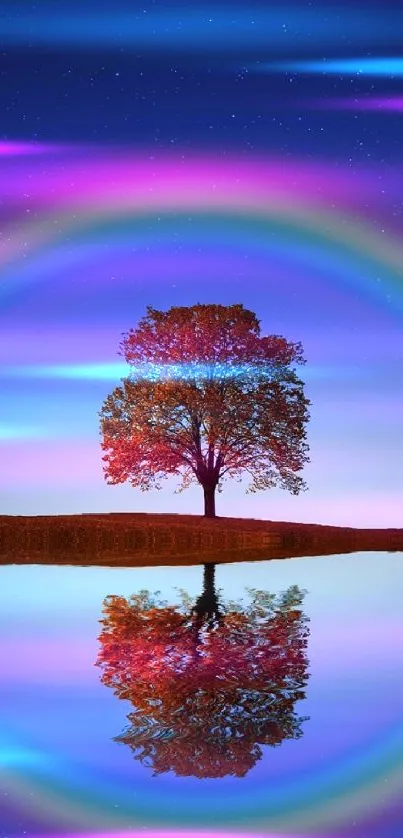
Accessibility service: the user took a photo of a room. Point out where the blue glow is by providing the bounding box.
[3,362,290,382]
[0,423,50,441]
[2,362,363,382]
[254,58,403,77]
[0,746,50,768]
[6,363,131,381]
[0,734,52,768]
[0,5,401,51]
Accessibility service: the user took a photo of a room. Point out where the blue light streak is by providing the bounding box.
[254,58,403,77]
[0,5,401,51]
[2,362,359,383]
[0,424,51,441]
[2,362,291,382]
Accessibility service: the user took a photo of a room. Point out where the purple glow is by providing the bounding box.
[0,153,389,212]
[0,141,57,155]
[312,97,403,111]
[32,833,303,838]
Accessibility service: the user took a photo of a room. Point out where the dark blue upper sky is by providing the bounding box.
[2,0,403,161]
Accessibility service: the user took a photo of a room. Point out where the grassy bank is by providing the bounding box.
[0,512,402,567]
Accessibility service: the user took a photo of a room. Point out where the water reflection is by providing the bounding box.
[96,562,310,779]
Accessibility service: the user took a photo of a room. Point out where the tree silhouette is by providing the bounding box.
[96,567,310,779]
[99,304,310,516]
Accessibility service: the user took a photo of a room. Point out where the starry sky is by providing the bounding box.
[1,0,403,525]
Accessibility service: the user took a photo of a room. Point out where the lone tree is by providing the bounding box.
[100,304,310,517]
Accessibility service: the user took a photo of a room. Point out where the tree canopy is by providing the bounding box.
[96,570,310,779]
[99,304,310,516]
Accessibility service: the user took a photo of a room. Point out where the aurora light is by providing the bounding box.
[0,423,51,442]
[1,362,373,383]
[4,362,298,382]
[0,141,57,155]
[0,4,401,51]
[255,57,403,76]
[311,96,403,112]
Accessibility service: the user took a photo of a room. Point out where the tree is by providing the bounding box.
[99,304,310,517]
[96,571,310,779]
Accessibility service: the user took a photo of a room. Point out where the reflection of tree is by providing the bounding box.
[96,564,310,779]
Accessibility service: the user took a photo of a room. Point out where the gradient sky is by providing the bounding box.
[1,0,403,525]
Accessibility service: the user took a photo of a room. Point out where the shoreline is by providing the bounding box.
[1,512,402,567]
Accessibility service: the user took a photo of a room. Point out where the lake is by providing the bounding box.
[1,551,402,838]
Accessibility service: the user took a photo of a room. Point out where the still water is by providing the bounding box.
[1,552,402,838]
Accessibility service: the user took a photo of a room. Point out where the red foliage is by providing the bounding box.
[99,305,310,510]
[96,584,310,778]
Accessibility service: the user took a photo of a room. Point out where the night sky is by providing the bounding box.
[1,0,403,524]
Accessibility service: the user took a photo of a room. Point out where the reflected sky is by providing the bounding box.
[1,552,402,836]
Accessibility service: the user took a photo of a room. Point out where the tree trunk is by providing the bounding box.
[202,562,216,604]
[203,485,216,518]
[194,563,218,617]
[192,563,221,646]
